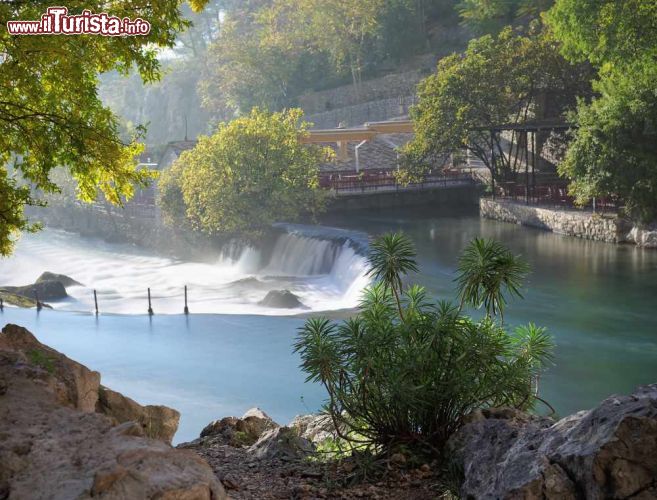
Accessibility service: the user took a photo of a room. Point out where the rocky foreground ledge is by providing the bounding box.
[1,323,656,499]
[0,324,226,499]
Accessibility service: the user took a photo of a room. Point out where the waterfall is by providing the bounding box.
[0,225,371,315]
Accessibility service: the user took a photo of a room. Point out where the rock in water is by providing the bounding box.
[36,272,83,287]
[0,324,226,499]
[1,280,67,301]
[259,290,306,308]
[448,386,657,499]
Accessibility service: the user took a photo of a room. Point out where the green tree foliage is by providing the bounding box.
[158,108,330,239]
[405,26,587,181]
[545,0,657,222]
[199,0,467,115]
[294,233,553,455]
[0,0,208,255]
[458,0,554,34]
[199,2,331,116]
[264,0,386,88]
[545,0,657,67]
[557,65,657,223]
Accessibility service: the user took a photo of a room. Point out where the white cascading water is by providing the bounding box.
[0,225,371,315]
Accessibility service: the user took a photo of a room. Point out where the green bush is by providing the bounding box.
[294,233,552,456]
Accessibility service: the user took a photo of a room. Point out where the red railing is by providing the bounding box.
[320,169,476,194]
[494,182,622,213]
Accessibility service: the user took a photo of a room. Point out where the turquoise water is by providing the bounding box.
[2,207,657,442]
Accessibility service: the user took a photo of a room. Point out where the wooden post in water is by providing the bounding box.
[35,291,42,311]
[94,290,99,315]
[184,286,189,315]
[147,288,154,316]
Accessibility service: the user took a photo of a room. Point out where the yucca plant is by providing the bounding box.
[294,232,553,457]
[455,237,530,321]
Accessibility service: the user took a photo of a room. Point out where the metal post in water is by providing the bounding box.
[148,288,154,316]
[94,290,99,315]
[184,285,189,315]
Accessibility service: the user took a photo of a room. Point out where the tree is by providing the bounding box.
[404,26,588,183]
[545,0,657,68]
[458,0,554,34]
[0,0,208,255]
[263,0,386,89]
[294,233,553,455]
[545,0,657,222]
[557,65,657,223]
[199,0,334,116]
[158,108,330,239]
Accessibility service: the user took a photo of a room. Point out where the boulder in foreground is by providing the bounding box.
[0,324,226,499]
[448,386,657,499]
[97,385,181,445]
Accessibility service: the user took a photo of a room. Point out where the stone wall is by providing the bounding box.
[299,69,430,115]
[329,184,481,212]
[306,96,415,129]
[480,198,633,244]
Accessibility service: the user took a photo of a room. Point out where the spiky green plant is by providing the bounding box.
[455,237,530,321]
[294,233,553,457]
[366,232,419,319]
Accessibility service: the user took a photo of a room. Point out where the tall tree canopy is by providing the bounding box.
[0,0,207,255]
[404,26,587,182]
[158,108,330,239]
[458,0,553,34]
[545,0,657,67]
[199,0,467,116]
[546,0,657,222]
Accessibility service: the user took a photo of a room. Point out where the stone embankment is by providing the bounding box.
[480,198,657,247]
[0,324,226,499]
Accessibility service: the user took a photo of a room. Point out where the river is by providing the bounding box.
[1,206,656,444]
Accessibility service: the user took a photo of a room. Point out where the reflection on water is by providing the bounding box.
[0,307,318,445]
[325,207,657,418]
[1,206,657,442]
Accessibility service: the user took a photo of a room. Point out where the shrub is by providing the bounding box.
[294,233,553,456]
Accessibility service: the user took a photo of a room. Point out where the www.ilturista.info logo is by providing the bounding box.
[7,7,151,36]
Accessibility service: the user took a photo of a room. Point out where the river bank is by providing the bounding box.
[3,323,656,499]
[481,198,657,248]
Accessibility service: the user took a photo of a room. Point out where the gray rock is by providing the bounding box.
[199,407,279,446]
[289,413,338,444]
[36,272,83,287]
[248,427,314,460]
[259,290,306,309]
[448,386,657,499]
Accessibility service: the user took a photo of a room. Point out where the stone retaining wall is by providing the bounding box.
[329,184,481,212]
[480,198,632,243]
